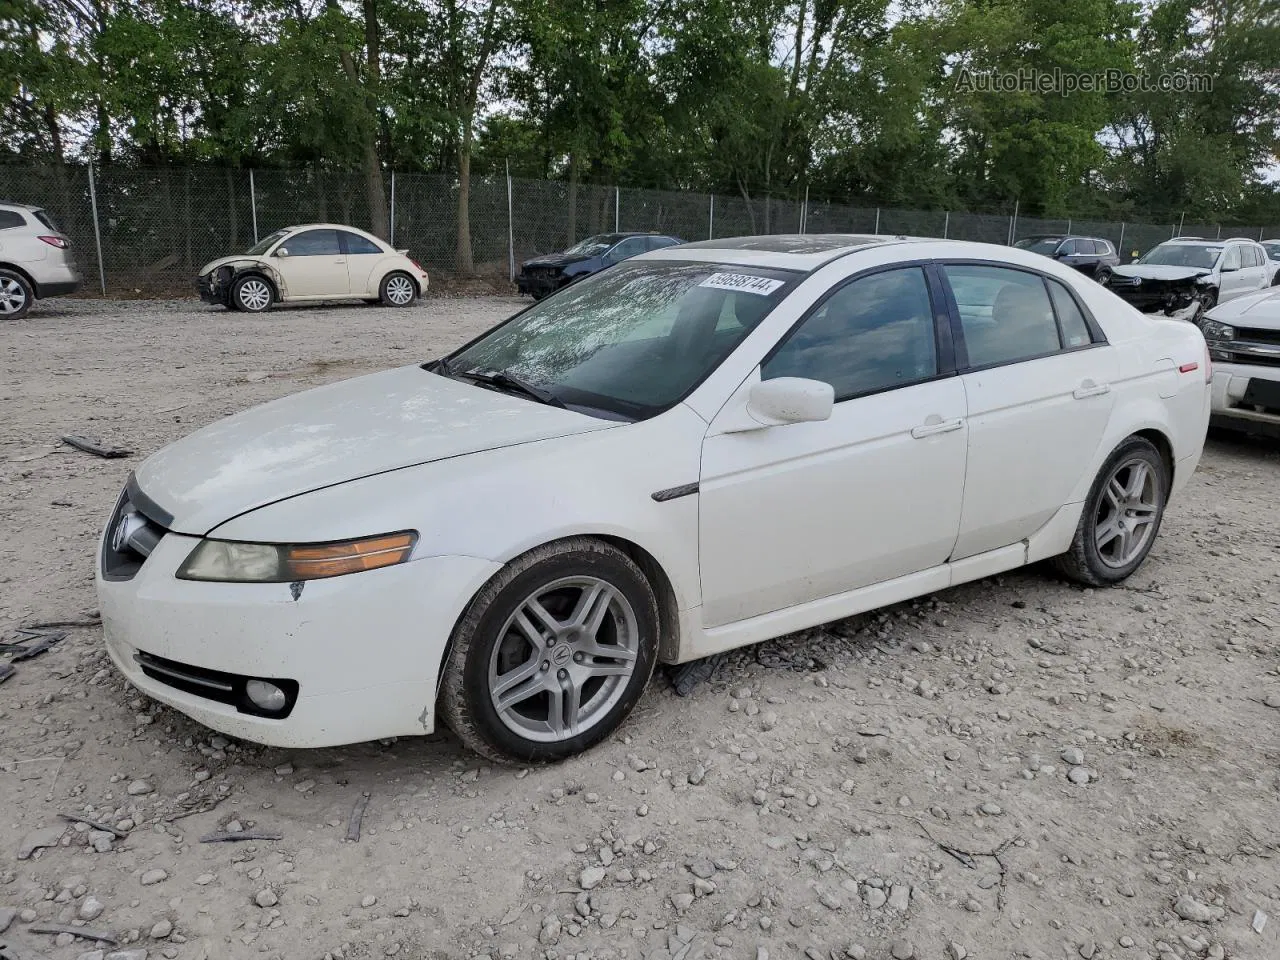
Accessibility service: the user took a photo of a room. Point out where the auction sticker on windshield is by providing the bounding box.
[699,273,786,295]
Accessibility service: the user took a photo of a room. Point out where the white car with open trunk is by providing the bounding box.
[99,235,1210,762]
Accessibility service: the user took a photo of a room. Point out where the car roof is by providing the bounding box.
[1163,237,1225,245]
[582,232,678,243]
[1017,234,1109,242]
[0,201,44,211]
[643,234,916,271]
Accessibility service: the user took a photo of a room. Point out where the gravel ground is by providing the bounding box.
[2,296,1279,960]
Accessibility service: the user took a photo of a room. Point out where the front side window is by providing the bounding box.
[1222,246,1242,270]
[1139,243,1222,269]
[283,229,342,257]
[1014,237,1063,256]
[763,267,938,401]
[946,264,1061,367]
[608,238,648,262]
[447,261,798,419]
[342,231,383,255]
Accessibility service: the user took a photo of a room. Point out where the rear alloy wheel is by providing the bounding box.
[231,275,273,312]
[440,538,659,763]
[0,269,33,320]
[380,271,416,307]
[1054,436,1167,586]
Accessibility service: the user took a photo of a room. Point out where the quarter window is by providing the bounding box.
[342,231,383,255]
[1047,280,1093,348]
[282,229,341,257]
[763,267,938,400]
[945,264,1061,367]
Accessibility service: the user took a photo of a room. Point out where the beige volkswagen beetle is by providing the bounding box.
[196,223,429,312]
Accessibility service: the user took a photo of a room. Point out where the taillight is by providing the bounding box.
[411,259,425,272]
[38,235,69,249]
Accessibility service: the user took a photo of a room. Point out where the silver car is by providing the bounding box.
[0,201,80,319]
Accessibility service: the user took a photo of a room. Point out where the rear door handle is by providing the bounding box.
[911,417,964,439]
[1073,380,1111,399]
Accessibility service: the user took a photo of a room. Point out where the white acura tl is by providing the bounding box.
[97,236,1210,762]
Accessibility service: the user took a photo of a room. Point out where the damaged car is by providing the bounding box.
[1101,237,1271,321]
[517,233,684,299]
[197,224,429,312]
[1200,287,1280,438]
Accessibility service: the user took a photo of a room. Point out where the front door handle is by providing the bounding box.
[1073,380,1111,400]
[911,416,964,439]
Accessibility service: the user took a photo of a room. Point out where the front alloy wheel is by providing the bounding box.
[232,275,273,312]
[440,538,659,763]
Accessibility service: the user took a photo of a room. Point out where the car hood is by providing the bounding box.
[197,254,269,276]
[1206,289,1280,329]
[135,365,616,535]
[1110,264,1210,282]
[521,252,595,269]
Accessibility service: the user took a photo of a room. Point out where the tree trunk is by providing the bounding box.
[455,129,475,273]
[361,0,389,238]
[568,152,579,246]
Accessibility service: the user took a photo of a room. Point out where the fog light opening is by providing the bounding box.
[245,679,288,713]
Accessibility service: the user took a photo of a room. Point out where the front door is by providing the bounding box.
[698,265,969,628]
[941,262,1116,559]
[273,228,351,298]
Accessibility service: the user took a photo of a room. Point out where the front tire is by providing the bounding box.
[379,271,417,307]
[1053,436,1168,586]
[231,275,273,313]
[439,538,660,763]
[0,269,34,320]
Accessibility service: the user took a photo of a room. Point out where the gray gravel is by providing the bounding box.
[1,295,1279,959]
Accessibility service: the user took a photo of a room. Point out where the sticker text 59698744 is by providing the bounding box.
[698,273,786,296]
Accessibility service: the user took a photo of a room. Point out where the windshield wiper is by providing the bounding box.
[456,368,567,409]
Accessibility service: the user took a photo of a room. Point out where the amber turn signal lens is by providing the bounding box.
[282,532,417,580]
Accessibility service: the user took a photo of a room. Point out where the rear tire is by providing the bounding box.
[0,269,34,320]
[1053,436,1168,586]
[231,275,273,313]
[439,538,660,764]
[379,271,417,307]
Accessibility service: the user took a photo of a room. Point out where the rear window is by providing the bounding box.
[0,210,26,230]
[32,209,59,232]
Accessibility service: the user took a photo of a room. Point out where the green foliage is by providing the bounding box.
[4,0,1278,221]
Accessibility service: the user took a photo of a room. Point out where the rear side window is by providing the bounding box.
[945,264,1061,367]
[763,266,938,401]
[1047,280,1094,348]
[1092,240,1110,255]
[342,231,382,255]
[646,236,679,251]
[0,210,26,229]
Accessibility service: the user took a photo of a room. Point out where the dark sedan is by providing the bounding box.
[1013,235,1120,279]
[517,232,684,299]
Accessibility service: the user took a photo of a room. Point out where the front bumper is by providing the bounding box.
[516,271,564,297]
[196,269,230,306]
[1105,280,1203,314]
[97,526,500,748]
[1209,362,1280,437]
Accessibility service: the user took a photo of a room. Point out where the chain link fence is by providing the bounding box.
[1,162,1277,296]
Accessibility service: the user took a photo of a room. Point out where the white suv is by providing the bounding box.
[1201,289,1280,438]
[1104,237,1272,320]
[0,202,81,319]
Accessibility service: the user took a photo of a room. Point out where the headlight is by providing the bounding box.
[177,531,417,583]
[1201,320,1236,341]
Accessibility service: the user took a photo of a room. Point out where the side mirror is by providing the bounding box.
[275,247,290,258]
[747,377,834,427]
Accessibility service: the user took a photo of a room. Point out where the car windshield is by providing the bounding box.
[1014,237,1063,255]
[244,229,289,256]
[1138,243,1221,269]
[564,235,615,256]
[1264,243,1280,259]
[445,261,800,420]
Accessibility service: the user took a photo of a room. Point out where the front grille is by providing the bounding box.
[100,476,170,582]
[1234,327,1280,346]
[134,651,299,718]
[1216,347,1280,368]
[523,266,561,280]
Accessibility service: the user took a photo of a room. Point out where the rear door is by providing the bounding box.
[942,263,1116,560]
[273,229,350,298]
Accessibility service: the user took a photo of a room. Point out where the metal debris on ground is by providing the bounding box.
[200,829,283,843]
[1,630,68,663]
[28,924,118,945]
[346,792,371,842]
[57,812,128,839]
[23,616,102,630]
[667,654,726,697]
[0,665,12,686]
[61,434,133,458]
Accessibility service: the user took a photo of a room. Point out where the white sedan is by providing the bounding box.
[196,223,429,312]
[98,236,1210,762]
